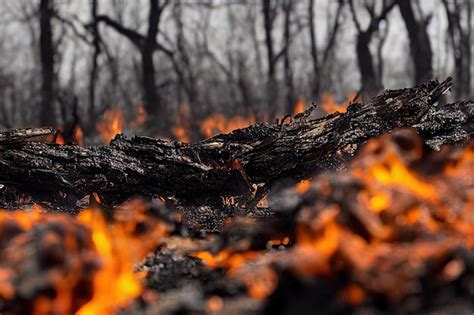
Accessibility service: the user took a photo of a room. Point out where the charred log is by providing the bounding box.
[0,78,472,209]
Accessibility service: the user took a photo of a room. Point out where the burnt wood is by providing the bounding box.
[0,78,472,209]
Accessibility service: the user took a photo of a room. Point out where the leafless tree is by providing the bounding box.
[282,0,296,113]
[262,0,279,117]
[442,0,472,100]
[39,0,56,125]
[87,0,100,131]
[95,0,172,129]
[308,0,344,98]
[398,0,433,84]
[349,0,398,98]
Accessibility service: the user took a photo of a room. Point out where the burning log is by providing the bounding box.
[184,129,474,315]
[0,78,472,209]
[0,129,472,314]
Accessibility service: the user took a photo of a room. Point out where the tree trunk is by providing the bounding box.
[283,0,296,114]
[87,0,100,134]
[357,32,381,98]
[263,0,278,118]
[141,47,160,117]
[1,78,471,210]
[443,0,471,100]
[398,0,433,84]
[308,0,319,98]
[39,0,56,126]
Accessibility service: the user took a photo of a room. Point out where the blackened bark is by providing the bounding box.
[1,78,472,210]
[399,0,433,84]
[39,0,56,126]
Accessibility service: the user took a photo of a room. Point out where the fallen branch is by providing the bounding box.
[0,78,472,209]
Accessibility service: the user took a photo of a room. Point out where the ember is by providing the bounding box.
[2,0,474,313]
[0,200,172,315]
[0,77,473,314]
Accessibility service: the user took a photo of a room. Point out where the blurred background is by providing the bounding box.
[0,0,471,143]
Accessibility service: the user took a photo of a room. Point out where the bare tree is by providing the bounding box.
[39,0,56,125]
[96,0,172,128]
[398,0,433,84]
[442,0,471,100]
[308,0,344,98]
[282,0,296,113]
[171,0,199,111]
[262,0,279,117]
[349,0,398,98]
[87,0,100,132]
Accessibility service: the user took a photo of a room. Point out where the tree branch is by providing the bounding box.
[95,14,146,49]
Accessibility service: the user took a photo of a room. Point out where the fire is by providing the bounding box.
[77,200,171,315]
[243,266,278,300]
[129,106,147,128]
[340,283,366,305]
[320,91,357,114]
[193,250,260,275]
[0,206,97,314]
[193,129,474,304]
[293,98,306,115]
[206,296,223,312]
[95,95,352,142]
[91,93,357,143]
[74,125,85,146]
[294,180,311,194]
[172,104,193,142]
[0,200,171,315]
[200,114,256,138]
[287,131,474,300]
[96,108,124,143]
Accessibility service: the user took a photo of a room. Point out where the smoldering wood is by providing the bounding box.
[0,78,472,209]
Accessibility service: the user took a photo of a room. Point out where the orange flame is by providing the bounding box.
[74,125,85,146]
[193,131,474,304]
[0,200,170,315]
[96,108,124,143]
[321,91,357,114]
[200,114,256,138]
[293,98,306,115]
[77,200,170,315]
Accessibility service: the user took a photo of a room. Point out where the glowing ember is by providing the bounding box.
[206,296,223,312]
[193,250,260,275]
[340,283,366,305]
[193,130,474,304]
[77,200,171,314]
[0,200,171,315]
